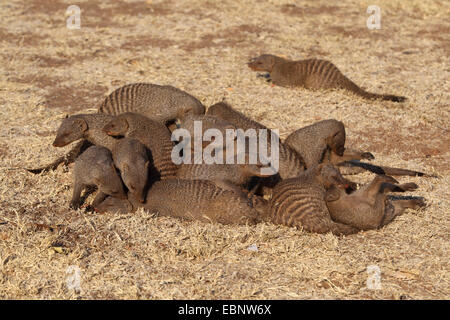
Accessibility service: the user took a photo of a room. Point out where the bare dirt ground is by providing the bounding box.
[0,0,448,299]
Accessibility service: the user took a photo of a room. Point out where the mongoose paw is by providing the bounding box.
[69,202,80,210]
[413,197,427,208]
[361,152,375,160]
[400,182,419,191]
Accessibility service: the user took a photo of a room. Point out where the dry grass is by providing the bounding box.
[0,0,449,299]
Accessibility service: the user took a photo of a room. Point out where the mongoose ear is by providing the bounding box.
[64,114,69,119]
[75,118,88,132]
[325,186,341,202]
[144,161,150,169]
[177,107,193,120]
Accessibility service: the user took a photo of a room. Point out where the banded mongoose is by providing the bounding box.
[112,138,150,203]
[206,102,306,179]
[27,114,117,173]
[97,83,206,124]
[96,179,269,225]
[248,54,406,102]
[27,84,204,174]
[70,146,126,210]
[269,164,360,235]
[103,112,177,179]
[285,119,427,176]
[285,119,373,168]
[325,175,426,230]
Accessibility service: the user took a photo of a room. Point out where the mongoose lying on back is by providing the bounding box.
[97,83,206,125]
[103,112,177,179]
[112,138,150,203]
[325,175,426,230]
[70,146,126,210]
[269,164,359,235]
[95,179,268,225]
[248,54,406,102]
[27,114,118,173]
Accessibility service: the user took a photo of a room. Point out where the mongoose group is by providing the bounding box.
[29,54,429,235]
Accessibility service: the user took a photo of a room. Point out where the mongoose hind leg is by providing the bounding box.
[382,197,426,226]
[380,182,419,193]
[364,175,399,199]
[330,149,374,164]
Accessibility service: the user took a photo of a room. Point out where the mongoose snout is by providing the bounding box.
[247,55,275,72]
[112,138,150,204]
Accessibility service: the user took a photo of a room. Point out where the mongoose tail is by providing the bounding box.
[341,77,407,102]
[338,160,433,177]
[26,140,91,174]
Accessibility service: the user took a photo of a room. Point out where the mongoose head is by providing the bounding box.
[316,163,357,191]
[120,161,149,203]
[94,196,134,214]
[112,138,150,203]
[94,162,127,200]
[247,54,279,72]
[324,120,346,156]
[103,115,129,136]
[53,115,87,147]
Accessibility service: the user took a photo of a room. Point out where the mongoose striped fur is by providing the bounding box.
[103,112,177,179]
[95,179,269,225]
[98,83,206,124]
[325,175,426,230]
[70,146,126,210]
[248,54,406,102]
[206,102,306,179]
[269,164,359,235]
